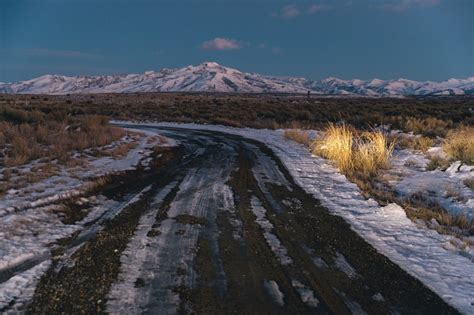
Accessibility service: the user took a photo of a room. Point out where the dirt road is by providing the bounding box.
[14,126,457,314]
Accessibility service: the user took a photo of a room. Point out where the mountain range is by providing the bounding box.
[1,62,473,96]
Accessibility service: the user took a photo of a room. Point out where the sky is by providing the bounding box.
[0,0,473,82]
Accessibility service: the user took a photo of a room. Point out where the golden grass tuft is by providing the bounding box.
[283,129,311,146]
[313,124,395,178]
[313,124,353,173]
[443,126,474,165]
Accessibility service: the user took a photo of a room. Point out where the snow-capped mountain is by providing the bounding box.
[1,62,473,96]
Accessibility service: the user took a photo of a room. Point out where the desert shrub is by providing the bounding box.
[312,124,395,179]
[398,136,434,152]
[404,117,452,138]
[0,110,125,167]
[426,156,451,171]
[443,126,474,165]
[283,129,310,146]
[1,108,43,124]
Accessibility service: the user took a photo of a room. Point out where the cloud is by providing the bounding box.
[377,0,441,11]
[200,37,241,50]
[280,4,301,19]
[275,3,332,19]
[271,47,282,54]
[307,4,332,14]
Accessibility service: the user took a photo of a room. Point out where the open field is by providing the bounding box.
[1,93,473,131]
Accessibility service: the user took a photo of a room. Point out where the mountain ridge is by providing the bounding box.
[1,62,473,96]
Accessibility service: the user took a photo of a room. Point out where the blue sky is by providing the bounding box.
[0,0,472,82]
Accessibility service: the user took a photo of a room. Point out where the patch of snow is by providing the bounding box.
[0,261,51,312]
[107,181,178,314]
[334,252,359,279]
[250,196,293,265]
[0,130,174,311]
[389,150,474,219]
[372,292,385,302]
[263,280,285,307]
[291,280,319,308]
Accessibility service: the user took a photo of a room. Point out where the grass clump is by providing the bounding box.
[398,136,434,153]
[426,155,451,171]
[443,126,474,165]
[283,129,310,146]
[313,124,395,179]
[313,124,353,174]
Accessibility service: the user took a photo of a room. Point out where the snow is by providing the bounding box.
[291,280,319,308]
[334,252,359,279]
[263,280,285,307]
[0,131,163,214]
[1,62,473,95]
[387,149,474,219]
[130,121,474,314]
[107,181,179,314]
[250,196,293,265]
[0,130,175,311]
[0,261,51,313]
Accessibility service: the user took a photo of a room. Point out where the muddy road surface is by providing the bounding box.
[19,125,457,314]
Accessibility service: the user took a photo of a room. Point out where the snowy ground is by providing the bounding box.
[387,148,474,220]
[1,120,473,313]
[130,121,474,314]
[0,129,174,312]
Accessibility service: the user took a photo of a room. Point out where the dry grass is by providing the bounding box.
[443,126,474,165]
[0,110,125,167]
[426,155,451,171]
[101,141,138,159]
[398,136,434,153]
[405,191,474,235]
[313,124,395,179]
[85,174,115,193]
[404,117,452,138]
[284,129,310,146]
[464,178,474,191]
[313,124,353,174]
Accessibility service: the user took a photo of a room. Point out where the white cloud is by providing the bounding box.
[276,3,332,19]
[307,4,332,14]
[200,37,241,51]
[378,0,441,11]
[280,5,301,19]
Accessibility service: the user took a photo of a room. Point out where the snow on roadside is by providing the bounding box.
[0,129,175,311]
[0,261,51,313]
[387,148,474,219]
[0,129,172,215]
[131,121,474,314]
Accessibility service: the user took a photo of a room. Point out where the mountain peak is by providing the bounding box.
[200,61,220,68]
